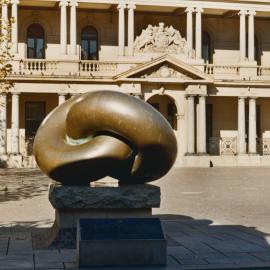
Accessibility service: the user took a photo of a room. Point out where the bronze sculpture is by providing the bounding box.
[33,91,177,185]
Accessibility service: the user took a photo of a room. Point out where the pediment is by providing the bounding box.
[114,54,213,84]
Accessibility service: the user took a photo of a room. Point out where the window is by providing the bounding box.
[25,102,46,139]
[27,24,45,59]
[81,26,98,60]
[202,31,212,63]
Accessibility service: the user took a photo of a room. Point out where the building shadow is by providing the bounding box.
[0,169,50,202]
[154,214,270,267]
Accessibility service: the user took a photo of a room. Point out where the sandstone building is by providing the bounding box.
[1,0,270,168]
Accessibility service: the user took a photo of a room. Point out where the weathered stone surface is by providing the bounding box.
[49,183,160,209]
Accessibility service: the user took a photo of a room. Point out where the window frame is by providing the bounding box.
[26,23,45,59]
[80,26,99,60]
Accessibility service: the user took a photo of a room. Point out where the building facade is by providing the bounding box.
[1,0,270,168]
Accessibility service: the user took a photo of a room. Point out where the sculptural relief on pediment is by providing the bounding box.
[140,65,192,79]
[134,23,190,55]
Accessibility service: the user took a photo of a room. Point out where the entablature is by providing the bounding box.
[17,0,270,14]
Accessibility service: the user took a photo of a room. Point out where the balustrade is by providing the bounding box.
[11,59,270,80]
[203,64,240,75]
[20,59,58,72]
[257,67,270,76]
[79,61,117,73]
[16,59,118,75]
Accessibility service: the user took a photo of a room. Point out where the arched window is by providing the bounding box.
[81,26,98,60]
[27,24,45,59]
[202,31,212,63]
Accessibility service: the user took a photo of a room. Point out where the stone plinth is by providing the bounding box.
[33,182,161,249]
[49,183,160,210]
[49,183,160,228]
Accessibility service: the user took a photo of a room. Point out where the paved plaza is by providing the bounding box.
[1,167,270,269]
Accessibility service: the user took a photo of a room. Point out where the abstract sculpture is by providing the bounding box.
[33,91,177,185]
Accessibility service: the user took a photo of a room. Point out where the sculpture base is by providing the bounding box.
[32,182,161,249]
[77,218,167,267]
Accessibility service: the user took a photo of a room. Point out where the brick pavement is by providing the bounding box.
[1,168,270,269]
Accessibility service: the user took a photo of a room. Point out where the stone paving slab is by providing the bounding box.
[2,219,270,270]
[1,168,270,269]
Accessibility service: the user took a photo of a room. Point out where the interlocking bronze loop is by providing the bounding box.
[33,91,177,185]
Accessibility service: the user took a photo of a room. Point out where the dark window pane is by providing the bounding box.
[81,40,89,60]
[25,102,46,139]
[202,31,211,63]
[36,38,44,59]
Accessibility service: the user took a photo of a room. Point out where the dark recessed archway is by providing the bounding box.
[147,94,177,130]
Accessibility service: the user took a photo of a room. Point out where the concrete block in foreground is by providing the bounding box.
[77,218,167,267]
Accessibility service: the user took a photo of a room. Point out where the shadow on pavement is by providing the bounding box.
[0,169,50,202]
[155,214,270,267]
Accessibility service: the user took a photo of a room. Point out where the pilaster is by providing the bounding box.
[0,93,7,157]
[11,0,20,54]
[186,95,195,154]
[128,2,136,56]
[248,97,257,154]
[118,1,126,56]
[238,96,246,155]
[69,0,78,56]
[195,7,203,60]
[185,7,194,59]
[60,0,68,56]
[248,10,256,62]
[11,93,20,155]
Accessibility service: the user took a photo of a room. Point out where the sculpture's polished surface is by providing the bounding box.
[33,91,177,185]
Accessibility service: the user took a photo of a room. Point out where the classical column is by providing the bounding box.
[239,10,247,61]
[238,97,246,154]
[187,95,195,154]
[1,2,8,49]
[128,2,136,56]
[186,7,194,58]
[11,0,19,54]
[249,97,257,154]
[118,1,126,56]
[0,93,7,155]
[248,10,256,62]
[60,0,68,55]
[58,94,66,105]
[198,95,206,154]
[70,0,78,56]
[11,93,20,154]
[195,7,203,59]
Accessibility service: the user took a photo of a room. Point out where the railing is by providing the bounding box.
[204,64,240,76]
[17,59,120,76]
[13,59,270,79]
[257,67,270,76]
[79,61,117,72]
[20,59,58,72]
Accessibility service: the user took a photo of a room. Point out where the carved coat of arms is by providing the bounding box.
[134,22,190,55]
